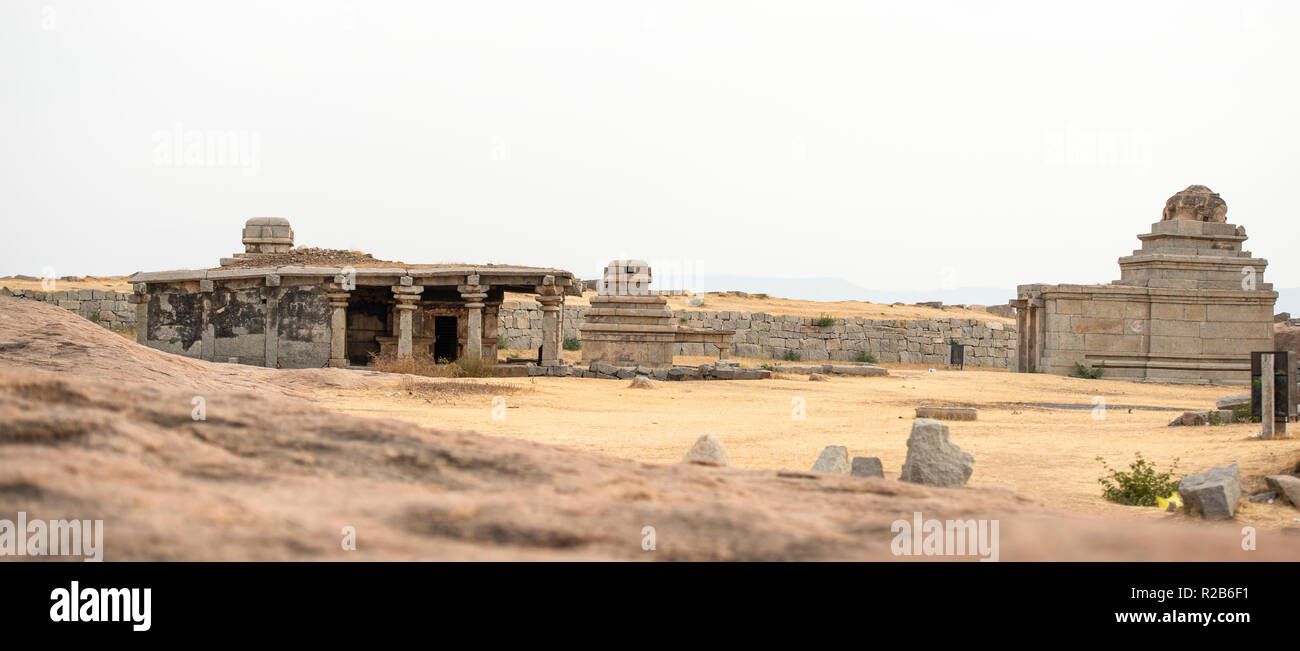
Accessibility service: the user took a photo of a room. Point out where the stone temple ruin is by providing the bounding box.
[1012,185,1276,384]
[578,260,735,367]
[128,218,577,368]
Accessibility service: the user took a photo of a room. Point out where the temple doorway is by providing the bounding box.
[433,316,459,362]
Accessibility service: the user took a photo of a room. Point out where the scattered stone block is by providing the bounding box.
[1215,393,1250,410]
[1249,491,1277,504]
[899,419,974,487]
[1168,410,1236,426]
[1178,464,1243,520]
[850,457,884,478]
[810,446,850,474]
[590,362,616,375]
[1264,475,1300,507]
[823,364,888,377]
[682,435,729,466]
[808,373,828,382]
[914,406,977,421]
[628,376,658,389]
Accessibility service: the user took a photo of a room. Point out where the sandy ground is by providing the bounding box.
[0,275,131,292]
[318,366,1300,531]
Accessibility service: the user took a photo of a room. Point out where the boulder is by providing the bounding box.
[1264,475,1300,507]
[628,376,658,390]
[810,446,850,474]
[808,373,828,382]
[898,419,974,487]
[850,457,884,478]
[1178,464,1243,520]
[682,435,729,466]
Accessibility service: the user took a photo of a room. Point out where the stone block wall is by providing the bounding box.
[5,290,1018,369]
[1,288,136,331]
[497,301,1017,368]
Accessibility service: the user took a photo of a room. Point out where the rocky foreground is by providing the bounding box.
[0,296,1294,561]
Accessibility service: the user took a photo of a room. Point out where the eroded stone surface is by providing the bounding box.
[899,419,974,487]
[810,446,850,474]
[1179,464,1243,520]
[850,456,884,478]
[683,434,729,466]
[1161,185,1228,222]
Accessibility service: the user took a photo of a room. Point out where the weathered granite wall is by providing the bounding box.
[5,290,1017,369]
[497,301,1017,368]
[1,288,136,330]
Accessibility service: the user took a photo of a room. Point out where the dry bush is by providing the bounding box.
[409,381,525,402]
[370,351,498,378]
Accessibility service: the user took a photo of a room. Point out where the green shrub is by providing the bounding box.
[1231,402,1252,422]
[1096,453,1180,507]
[856,350,877,364]
[562,335,582,351]
[813,315,836,328]
[1074,361,1105,379]
[782,350,802,362]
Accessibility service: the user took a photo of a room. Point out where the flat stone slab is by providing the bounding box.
[810,446,850,474]
[1215,393,1251,409]
[1179,464,1243,520]
[1264,475,1300,508]
[823,364,888,377]
[850,456,884,478]
[914,406,978,421]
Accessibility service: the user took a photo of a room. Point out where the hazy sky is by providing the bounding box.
[2,1,1296,300]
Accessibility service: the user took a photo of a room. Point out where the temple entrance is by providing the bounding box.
[433,316,459,362]
[346,291,390,365]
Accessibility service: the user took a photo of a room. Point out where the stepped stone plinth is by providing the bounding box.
[579,260,677,367]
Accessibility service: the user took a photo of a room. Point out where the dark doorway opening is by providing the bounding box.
[433,316,458,362]
[346,292,390,365]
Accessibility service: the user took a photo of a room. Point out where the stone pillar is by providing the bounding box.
[263,275,280,368]
[459,275,488,361]
[326,289,350,368]
[484,302,500,359]
[199,279,215,362]
[392,278,423,359]
[716,339,731,361]
[536,277,564,366]
[1262,352,1275,441]
[132,283,149,346]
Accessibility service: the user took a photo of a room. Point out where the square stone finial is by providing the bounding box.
[242,217,294,254]
[598,259,652,297]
